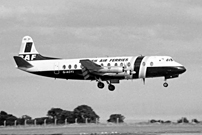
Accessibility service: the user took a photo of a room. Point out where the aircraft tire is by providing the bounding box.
[97,82,104,89]
[108,84,115,91]
[163,82,168,87]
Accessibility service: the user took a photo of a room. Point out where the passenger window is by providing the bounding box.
[107,63,110,66]
[68,65,71,69]
[74,64,77,69]
[114,63,118,66]
[63,65,66,69]
[120,63,123,66]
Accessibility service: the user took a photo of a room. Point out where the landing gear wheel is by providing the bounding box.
[163,82,168,87]
[97,82,104,89]
[108,84,115,91]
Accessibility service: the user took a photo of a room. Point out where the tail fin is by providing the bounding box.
[19,36,38,55]
[18,36,59,61]
[18,36,39,61]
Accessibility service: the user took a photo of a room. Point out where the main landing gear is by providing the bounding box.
[97,82,104,89]
[97,81,115,91]
[108,84,115,91]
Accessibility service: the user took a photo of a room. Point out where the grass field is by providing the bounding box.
[0,123,202,135]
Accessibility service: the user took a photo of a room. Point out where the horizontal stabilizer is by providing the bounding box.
[13,56,33,68]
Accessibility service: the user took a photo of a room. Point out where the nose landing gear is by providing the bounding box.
[163,82,168,87]
[163,77,168,87]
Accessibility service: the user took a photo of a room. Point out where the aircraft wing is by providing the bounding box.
[80,59,102,72]
[80,59,126,80]
[80,59,103,79]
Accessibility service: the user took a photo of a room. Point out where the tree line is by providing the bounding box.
[0,105,125,126]
[149,117,201,124]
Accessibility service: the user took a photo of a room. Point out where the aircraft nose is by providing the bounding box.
[177,66,186,74]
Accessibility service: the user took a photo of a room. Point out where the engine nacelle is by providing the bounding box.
[165,75,179,79]
[99,66,124,73]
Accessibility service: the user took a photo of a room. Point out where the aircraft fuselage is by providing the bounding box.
[14,36,186,91]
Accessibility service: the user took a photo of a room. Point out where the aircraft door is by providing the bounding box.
[54,62,60,75]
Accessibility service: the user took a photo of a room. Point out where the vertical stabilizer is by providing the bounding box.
[19,36,38,55]
[17,36,59,61]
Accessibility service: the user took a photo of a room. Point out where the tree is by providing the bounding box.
[0,111,17,126]
[73,105,99,123]
[0,111,8,125]
[0,111,8,116]
[6,114,17,125]
[34,117,53,125]
[22,115,32,120]
[17,115,33,125]
[59,110,74,123]
[47,108,63,119]
[107,114,125,123]
[192,119,200,124]
[177,117,189,123]
[149,119,157,123]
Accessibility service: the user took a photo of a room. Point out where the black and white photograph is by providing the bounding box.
[0,0,202,134]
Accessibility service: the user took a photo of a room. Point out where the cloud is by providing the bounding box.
[1,0,202,55]
[186,6,202,22]
[0,5,13,18]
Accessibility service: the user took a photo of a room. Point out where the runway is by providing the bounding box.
[0,123,202,135]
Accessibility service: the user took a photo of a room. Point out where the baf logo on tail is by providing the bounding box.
[13,36,186,91]
[18,37,38,61]
[19,54,36,61]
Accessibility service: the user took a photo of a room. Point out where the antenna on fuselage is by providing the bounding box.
[139,54,144,57]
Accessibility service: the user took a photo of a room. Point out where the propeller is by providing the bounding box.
[142,78,146,85]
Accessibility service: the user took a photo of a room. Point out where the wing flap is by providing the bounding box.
[81,66,91,80]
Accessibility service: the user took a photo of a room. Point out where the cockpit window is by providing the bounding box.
[166,58,173,62]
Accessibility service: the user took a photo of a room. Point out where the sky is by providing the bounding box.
[0,0,202,122]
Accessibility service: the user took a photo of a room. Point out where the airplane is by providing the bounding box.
[13,36,186,91]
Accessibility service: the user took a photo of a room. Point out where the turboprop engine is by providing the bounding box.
[98,66,124,73]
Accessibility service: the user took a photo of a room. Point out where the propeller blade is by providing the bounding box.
[143,78,146,85]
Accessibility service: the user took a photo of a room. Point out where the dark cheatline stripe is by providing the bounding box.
[133,56,145,78]
[24,42,32,52]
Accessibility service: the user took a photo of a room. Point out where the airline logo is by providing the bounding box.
[19,54,36,61]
